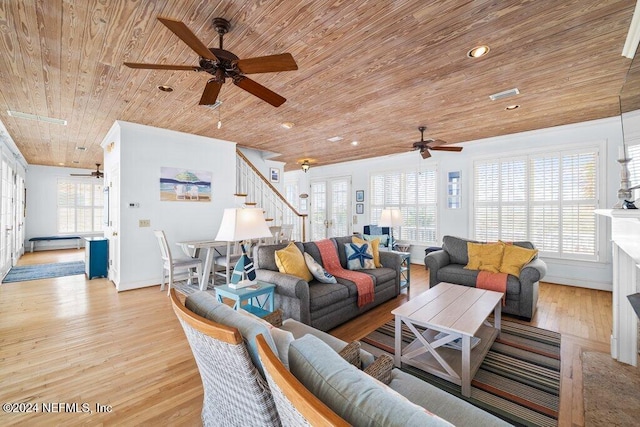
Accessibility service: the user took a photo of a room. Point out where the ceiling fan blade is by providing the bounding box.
[430,146,463,152]
[199,79,223,105]
[124,62,199,71]
[426,139,447,147]
[234,77,286,107]
[235,53,298,74]
[420,149,431,159]
[157,17,218,61]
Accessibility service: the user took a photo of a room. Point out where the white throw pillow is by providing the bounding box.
[304,252,337,283]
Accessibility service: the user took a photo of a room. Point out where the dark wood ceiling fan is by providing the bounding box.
[71,163,104,178]
[411,126,462,159]
[124,17,297,107]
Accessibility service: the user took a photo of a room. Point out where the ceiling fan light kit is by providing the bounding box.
[124,16,298,108]
[301,160,310,172]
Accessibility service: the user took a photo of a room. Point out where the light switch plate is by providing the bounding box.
[139,219,150,227]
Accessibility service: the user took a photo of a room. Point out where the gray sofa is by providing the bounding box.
[424,235,547,320]
[253,236,403,331]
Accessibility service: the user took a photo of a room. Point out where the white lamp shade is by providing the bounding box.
[378,208,403,227]
[215,208,273,241]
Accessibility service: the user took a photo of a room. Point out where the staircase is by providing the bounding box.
[236,149,307,242]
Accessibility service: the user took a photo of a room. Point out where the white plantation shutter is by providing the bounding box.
[628,143,640,188]
[370,167,437,244]
[57,179,104,233]
[474,147,599,260]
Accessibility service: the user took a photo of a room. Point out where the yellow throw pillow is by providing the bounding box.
[499,244,538,277]
[465,242,505,273]
[353,236,382,267]
[275,242,313,282]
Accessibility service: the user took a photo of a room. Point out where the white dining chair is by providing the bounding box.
[153,230,202,295]
[213,241,244,284]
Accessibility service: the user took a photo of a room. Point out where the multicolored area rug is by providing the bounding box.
[2,261,85,283]
[361,319,561,427]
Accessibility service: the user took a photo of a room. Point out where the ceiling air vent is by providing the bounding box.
[489,88,520,101]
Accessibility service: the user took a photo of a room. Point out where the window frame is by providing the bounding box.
[470,140,607,262]
[369,165,438,245]
[57,178,104,234]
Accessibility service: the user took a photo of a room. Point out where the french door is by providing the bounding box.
[309,177,351,240]
[0,155,15,277]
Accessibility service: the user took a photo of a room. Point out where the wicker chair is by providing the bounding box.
[169,289,280,426]
[256,334,348,427]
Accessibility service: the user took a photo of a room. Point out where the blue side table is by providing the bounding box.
[215,281,276,318]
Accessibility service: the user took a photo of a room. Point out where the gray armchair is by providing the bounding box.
[424,235,547,320]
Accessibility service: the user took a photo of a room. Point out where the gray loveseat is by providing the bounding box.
[424,235,547,320]
[253,236,403,331]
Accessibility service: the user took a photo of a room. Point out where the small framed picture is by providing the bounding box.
[356,203,364,214]
[355,190,364,202]
[270,167,280,183]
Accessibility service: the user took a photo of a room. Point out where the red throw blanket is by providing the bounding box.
[315,239,374,307]
[476,271,507,305]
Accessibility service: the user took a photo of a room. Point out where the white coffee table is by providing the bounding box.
[392,282,503,397]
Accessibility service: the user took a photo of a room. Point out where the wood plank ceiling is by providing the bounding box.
[0,0,636,171]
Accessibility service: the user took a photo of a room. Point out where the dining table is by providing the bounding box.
[176,239,229,290]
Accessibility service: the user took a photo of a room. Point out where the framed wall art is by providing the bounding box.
[270,167,280,183]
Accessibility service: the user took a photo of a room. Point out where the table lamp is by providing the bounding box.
[378,208,403,250]
[215,207,273,288]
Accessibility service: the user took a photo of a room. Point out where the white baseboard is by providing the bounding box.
[116,279,159,292]
[543,275,612,291]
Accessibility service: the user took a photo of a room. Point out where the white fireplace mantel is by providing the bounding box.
[595,209,640,366]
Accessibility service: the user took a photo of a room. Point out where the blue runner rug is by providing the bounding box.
[2,261,85,283]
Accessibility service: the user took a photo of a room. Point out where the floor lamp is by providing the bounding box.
[378,208,403,250]
[215,207,273,289]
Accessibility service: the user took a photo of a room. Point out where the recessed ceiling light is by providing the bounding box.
[351,140,359,146]
[281,122,294,129]
[75,146,87,151]
[467,45,490,58]
[157,85,173,92]
[58,162,64,166]
[505,105,520,110]
[7,110,67,125]
[327,136,343,142]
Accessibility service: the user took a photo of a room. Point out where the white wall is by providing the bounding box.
[287,116,626,290]
[103,121,236,291]
[25,165,101,250]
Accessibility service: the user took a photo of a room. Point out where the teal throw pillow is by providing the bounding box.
[345,242,375,270]
[364,234,390,247]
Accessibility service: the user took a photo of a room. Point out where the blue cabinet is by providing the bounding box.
[85,237,108,279]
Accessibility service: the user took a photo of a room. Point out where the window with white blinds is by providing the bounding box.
[627,143,640,188]
[57,179,104,233]
[370,167,437,244]
[473,147,600,260]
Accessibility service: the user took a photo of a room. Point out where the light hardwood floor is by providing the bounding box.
[0,249,612,426]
